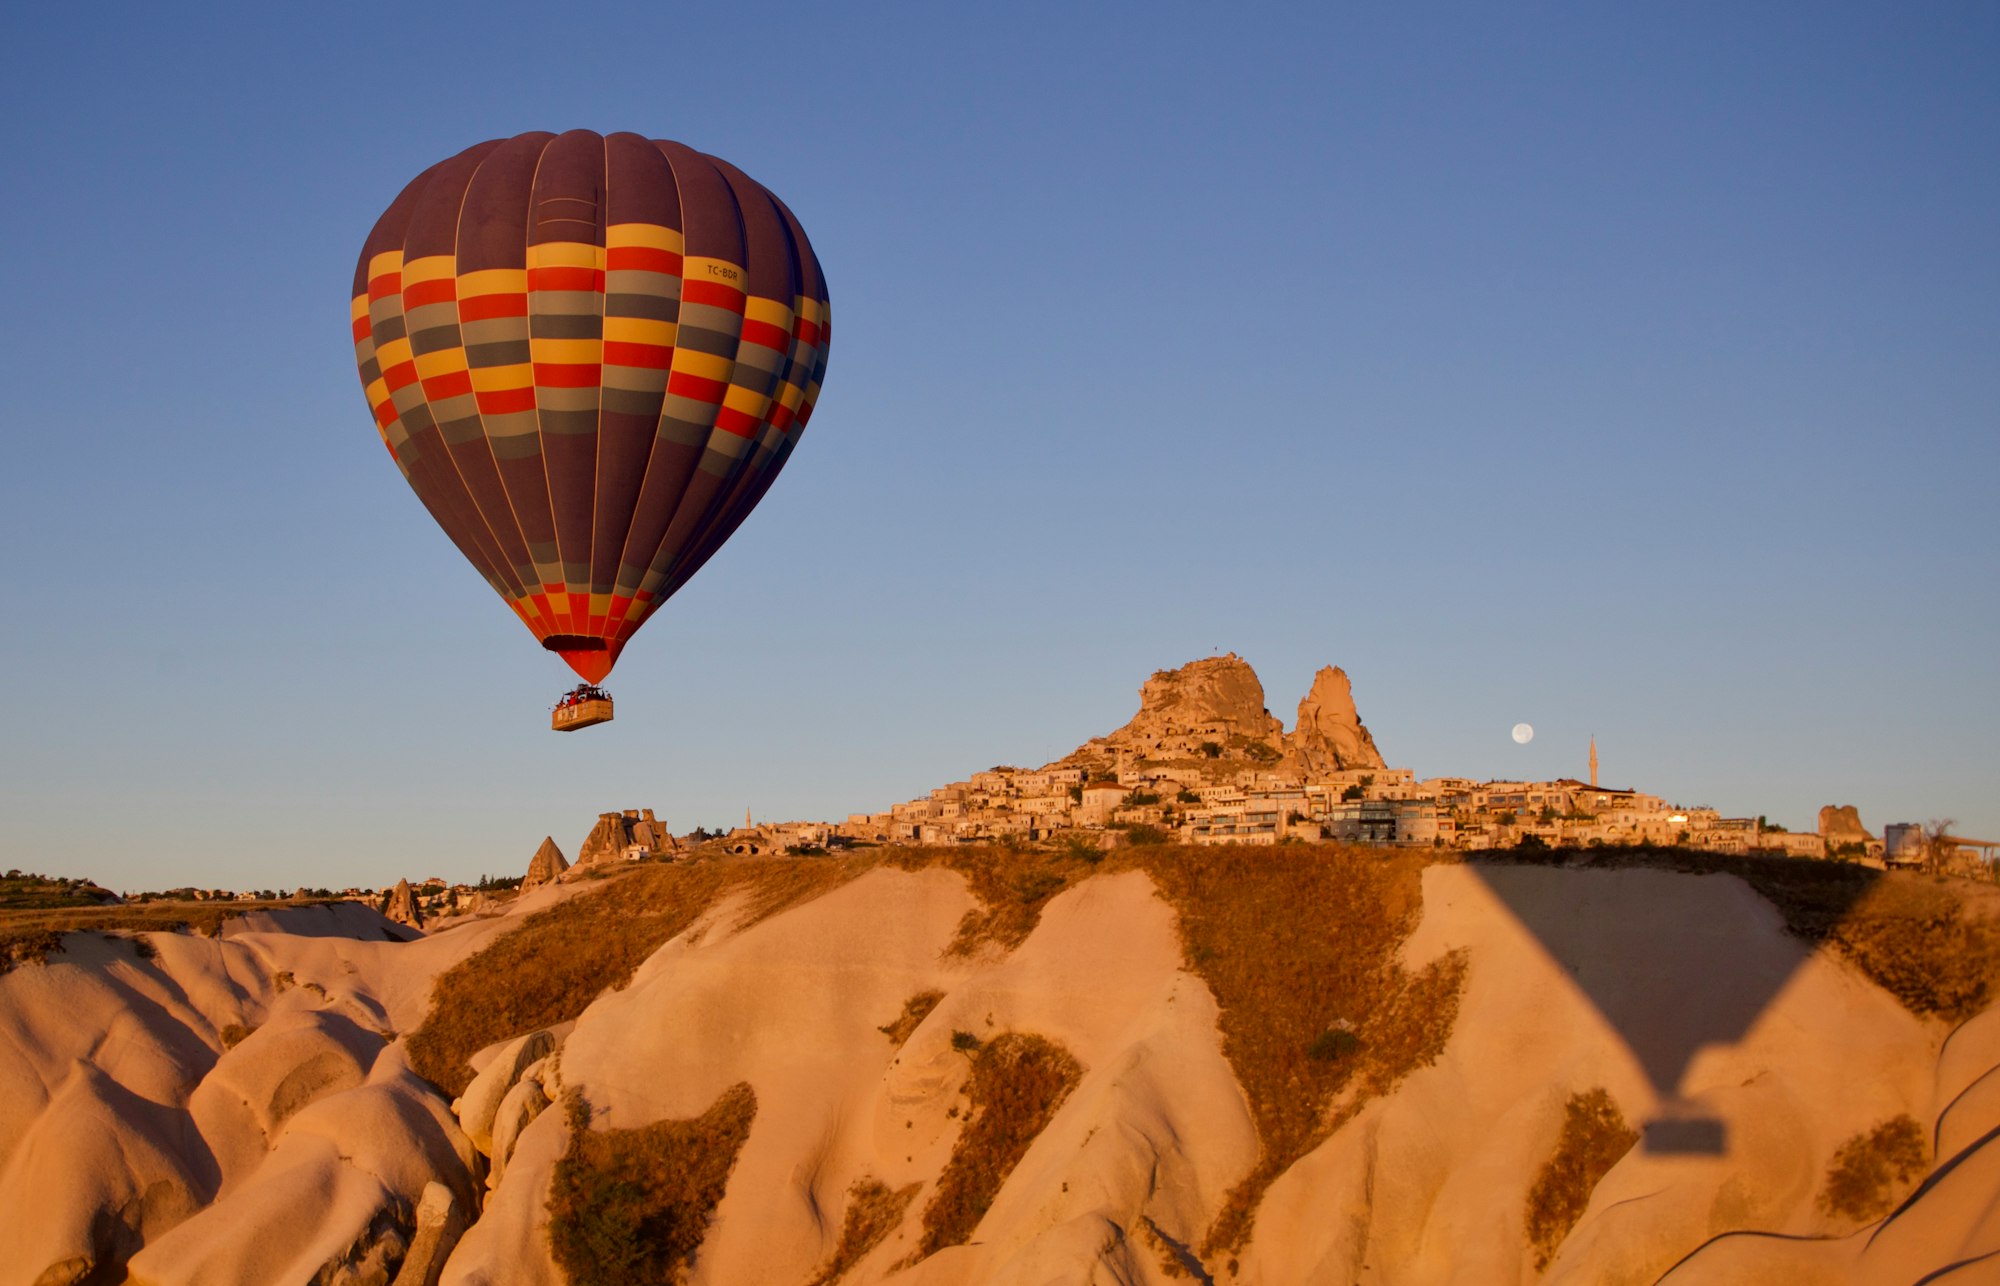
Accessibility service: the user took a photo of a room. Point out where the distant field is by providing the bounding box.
[0,893,341,972]
[0,872,119,911]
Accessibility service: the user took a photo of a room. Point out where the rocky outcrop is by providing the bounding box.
[1288,665,1386,775]
[570,809,678,874]
[1080,654,1287,766]
[384,879,421,930]
[1818,804,1871,844]
[521,838,567,892]
[1064,654,1387,780]
[390,1182,464,1286]
[572,815,627,870]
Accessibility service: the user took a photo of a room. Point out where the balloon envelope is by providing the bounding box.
[351,130,830,681]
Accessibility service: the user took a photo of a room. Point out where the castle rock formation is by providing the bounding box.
[570,809,680,874]
[1818,804,1872,845]
[1066,653,1384,777]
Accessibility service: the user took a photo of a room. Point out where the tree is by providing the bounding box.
[1925,818,1959,877]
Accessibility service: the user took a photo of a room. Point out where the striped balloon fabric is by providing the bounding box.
[351,130,830,683]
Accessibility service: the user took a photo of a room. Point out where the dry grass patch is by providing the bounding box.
[875,841,1470,1253]
[546,1082,755,1285]
[886,846,1099,954]
[408,855,881,1096]
[808,1177,920,1285]
[878,990,944,1047]
[1819,1114,1928,1223]
[408,863,729,1095]
[1525,1088,1639,1269]
[1122,843,1465,1254]
[914,1032,1083,1259]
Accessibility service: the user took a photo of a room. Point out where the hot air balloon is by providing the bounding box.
[350,131,830,730]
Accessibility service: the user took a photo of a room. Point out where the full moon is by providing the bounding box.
[1511,722,1534,745]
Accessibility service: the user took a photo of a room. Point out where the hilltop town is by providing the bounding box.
[681,654,1961,866]
[102,654,1980,923]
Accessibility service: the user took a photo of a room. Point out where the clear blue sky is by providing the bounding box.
[2,2,1994,891]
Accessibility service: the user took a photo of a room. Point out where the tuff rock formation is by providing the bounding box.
[384,878,422,929]
[1288,665,1386,775]
[1070,653,1385,779]
[1079,653,1287,766]
[521,838,568,891]
[570,809,678,874]
[1819,805,1872,845]
[3,838,1997,1283]
[571,814,628,870]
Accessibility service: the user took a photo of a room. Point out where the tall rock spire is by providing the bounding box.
[523,836,569,891]
[1289,666,1386,776]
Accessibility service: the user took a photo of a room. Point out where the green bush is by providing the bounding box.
[1306,1029,1361,1061]
[1057,834,1104,864]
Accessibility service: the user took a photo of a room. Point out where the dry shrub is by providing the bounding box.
[0,929,66,974]
[1819,1114,1928,1223]
[1524,1088,1639,1269]
[878,990,944,1047]
[408,855,880,1096]
[1825,882,1999,1021]
[546,1082,756,1285]
[219,1023,256,1050]
[808,1177,920,1285]
[1124,843,1464,1254]
[915,1032,1082,1257]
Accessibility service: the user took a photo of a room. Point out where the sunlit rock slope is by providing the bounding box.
[1,853,1994,1285]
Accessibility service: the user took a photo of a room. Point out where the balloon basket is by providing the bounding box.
[552,697,614,732]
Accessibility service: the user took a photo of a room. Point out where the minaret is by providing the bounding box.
[1589,736,1598,788]
[745,806,753,828]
